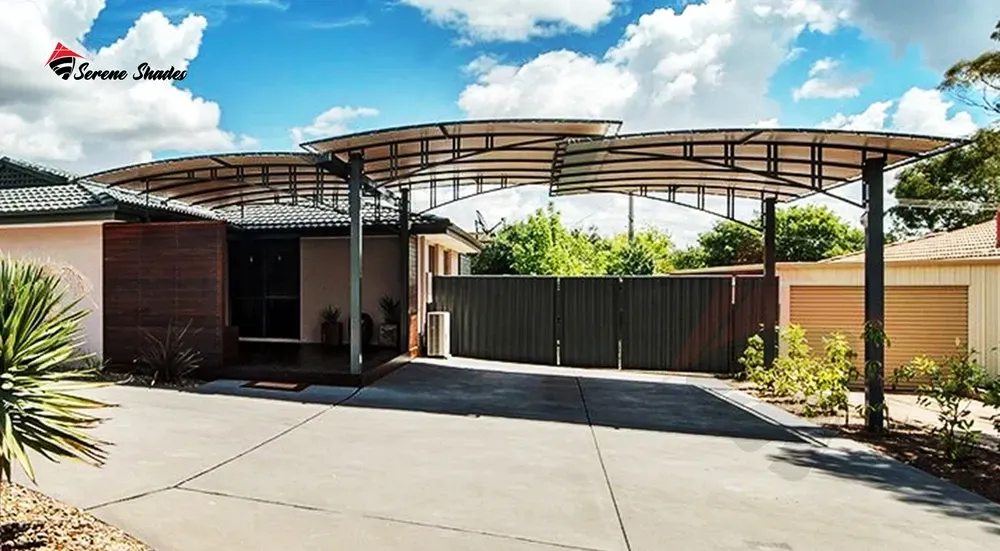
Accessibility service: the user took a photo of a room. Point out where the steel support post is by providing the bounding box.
[762,197,778,369]
[349,152,364,375]
[399,189,410,354]
[863,156,887,432]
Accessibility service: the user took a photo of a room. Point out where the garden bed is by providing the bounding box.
[95,368,207,390]
[735,382,1000,505]
[1,483,151,551]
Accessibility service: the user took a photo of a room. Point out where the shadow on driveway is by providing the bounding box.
[196,361,803,443]
[768,439,1000,531]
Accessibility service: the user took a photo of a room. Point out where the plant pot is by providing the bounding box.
[379,323,399,348]
[321,321,343,348]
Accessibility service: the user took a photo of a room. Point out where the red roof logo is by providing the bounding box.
[46,42,84,80]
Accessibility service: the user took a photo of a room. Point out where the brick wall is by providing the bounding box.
[103,221,226,369]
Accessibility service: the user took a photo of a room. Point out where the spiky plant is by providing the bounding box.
[0,257,111,485]
[136,319,202,386]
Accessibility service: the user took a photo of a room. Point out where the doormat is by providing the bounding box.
[241,381,310,392]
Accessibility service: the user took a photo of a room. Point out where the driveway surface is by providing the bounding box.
[18,358,1000,550]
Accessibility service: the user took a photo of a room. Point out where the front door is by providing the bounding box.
[229,238,301,339]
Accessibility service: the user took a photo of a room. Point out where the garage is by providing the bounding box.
[789,285,969,382]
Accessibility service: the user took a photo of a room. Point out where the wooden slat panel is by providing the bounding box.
[789,286,969,386]
[103,221,226,369]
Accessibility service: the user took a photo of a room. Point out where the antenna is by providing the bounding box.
[475,210,504,237]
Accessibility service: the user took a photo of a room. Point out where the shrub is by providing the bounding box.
[895,343,990,461]
[738,325,859,420]
[0,257,111,484]
[136,319,203,386]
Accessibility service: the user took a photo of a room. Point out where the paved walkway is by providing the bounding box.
[848,392,1000,447]
[18,359,1000,550]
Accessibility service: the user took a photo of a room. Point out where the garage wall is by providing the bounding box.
[300,236,401,343]
[789,285,969,382]
[779,261,1000,376]
[0,222,105,355]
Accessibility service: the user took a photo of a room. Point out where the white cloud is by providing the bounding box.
[459,0,847,132]
[0,0,254,173]
[289,106,380,144]
[792,57,865,101]
[819,88,977,138]
[833,0,997,70]
[400,0,621,42]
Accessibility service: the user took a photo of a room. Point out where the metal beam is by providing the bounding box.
[762,197,778,369]
[863,156,887,432]
[349,152,364,375]
[399,189,411,354]
[621,191,761,230]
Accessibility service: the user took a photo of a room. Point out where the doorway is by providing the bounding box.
[229,238,301,340]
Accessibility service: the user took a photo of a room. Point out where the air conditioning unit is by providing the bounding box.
[426,311,451,359]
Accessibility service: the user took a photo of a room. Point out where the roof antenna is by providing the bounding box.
[475,210,504,237]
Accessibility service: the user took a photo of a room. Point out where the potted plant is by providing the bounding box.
[320,305,343,348]
[378,295,401,348]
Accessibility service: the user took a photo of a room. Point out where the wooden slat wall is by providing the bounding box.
[103,222,226,369]
[789,286,969,385]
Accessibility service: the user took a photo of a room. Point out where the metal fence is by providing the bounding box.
[430,275,771,373]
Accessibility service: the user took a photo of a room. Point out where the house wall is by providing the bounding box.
[777,261,1000,375]
[103,221,227,368]
[299,236,402,343]
[0,222,105,355]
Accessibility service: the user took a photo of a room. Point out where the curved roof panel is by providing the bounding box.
[550,128,966,202]
[302,118,622,192]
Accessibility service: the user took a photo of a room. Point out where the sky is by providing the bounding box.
[0,0,997,246]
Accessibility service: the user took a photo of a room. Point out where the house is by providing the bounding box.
[0,156,480,380]
[675,216,1000,379]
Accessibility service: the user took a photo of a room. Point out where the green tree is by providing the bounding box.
[939,20,1000,117]
[470,204,606,275]
[0,258,110,486]
[670,205,863,268]
[889,128,1000,236]
[605,228,675,275]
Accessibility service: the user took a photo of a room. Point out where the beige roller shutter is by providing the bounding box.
[789,286,969,385]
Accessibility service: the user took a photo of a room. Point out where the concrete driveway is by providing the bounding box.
[20,358,1000,550]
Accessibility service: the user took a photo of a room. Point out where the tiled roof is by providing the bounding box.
[0,156,452,231]
[218,202,441,229]
[827,219,999,263]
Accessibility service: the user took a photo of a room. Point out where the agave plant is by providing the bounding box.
[0,257,111,484]
[136,319,203,386]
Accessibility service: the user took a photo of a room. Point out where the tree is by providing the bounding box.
[670,205,863,268]
[605,228,675,275]
[939,19,1000,117]
[889,127,1000,236]
[0,257,110,486]
[470,204,606,275]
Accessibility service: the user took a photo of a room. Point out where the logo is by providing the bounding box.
[45,42,187,82]
[46,42,83,80]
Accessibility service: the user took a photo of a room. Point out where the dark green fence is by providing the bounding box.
[430,275,770,373]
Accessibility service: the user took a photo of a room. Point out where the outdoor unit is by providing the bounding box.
[426,311,451,359]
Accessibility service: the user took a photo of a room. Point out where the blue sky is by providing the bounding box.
[3,0,996,244]
[81,0,989,152]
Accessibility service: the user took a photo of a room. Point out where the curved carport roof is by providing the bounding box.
[550,128,964,211]
[84,119,623,213]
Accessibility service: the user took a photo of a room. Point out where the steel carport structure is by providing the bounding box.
[85,119,966,432]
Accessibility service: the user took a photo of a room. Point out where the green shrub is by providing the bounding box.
[738,325,859,420]
[136,319,203,386]
[0,257,111,484]
[895,343,990,461]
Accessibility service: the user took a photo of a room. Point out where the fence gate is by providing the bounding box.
[430,276,557,365]
[431,274,770,373]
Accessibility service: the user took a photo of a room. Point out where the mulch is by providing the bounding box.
[94,370,205,390]
[1,483,151,551]
[733,382,1000,505]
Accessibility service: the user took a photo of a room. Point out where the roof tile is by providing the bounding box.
[828,219,999,263]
